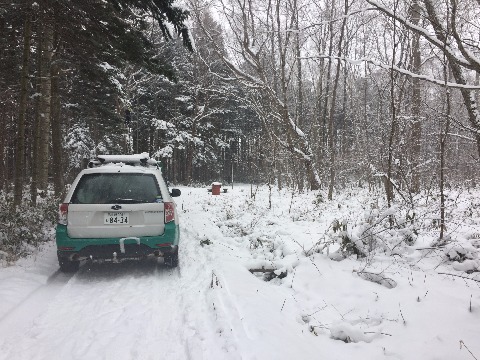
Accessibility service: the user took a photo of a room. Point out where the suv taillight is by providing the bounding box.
[59,203,69,225]
[164,202,175,223]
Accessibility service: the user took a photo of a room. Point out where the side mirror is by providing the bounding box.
[170,188,181,197]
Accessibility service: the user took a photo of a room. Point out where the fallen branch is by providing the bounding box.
[460,340,479,360]
[249,267,287,281]
[249,268,277,273]
[415,246,446,250]
[354,270,397,289]
[364,331,392,336]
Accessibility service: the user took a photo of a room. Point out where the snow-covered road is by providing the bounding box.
[1,185,479,360]
[0,188,235,360]
[1,263,191,359]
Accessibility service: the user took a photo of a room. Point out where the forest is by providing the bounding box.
[1,0,479,259]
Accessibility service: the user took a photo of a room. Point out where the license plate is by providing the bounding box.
[104,212,129,225]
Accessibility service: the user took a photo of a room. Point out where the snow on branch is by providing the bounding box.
[277,138,312,161]
[289,116,305,138]
[300,7,377,31]
[301,54,480,90]
[447,133,477,142]
[365,0,475,70]
[449,0,480,72]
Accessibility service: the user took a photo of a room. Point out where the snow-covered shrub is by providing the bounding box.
[331,219,346,233]
[0,190,58,263]
[329,322,373,343]
[339,231,367,258]
[452,259,479,272]
[330,204,420,258]
[312,192,324,205]
[249,236,273,250]
[225,205,235,220]
[446,243,478,262]
[328,219,369,258]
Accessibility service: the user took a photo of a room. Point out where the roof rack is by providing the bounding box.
[88,153,159,168]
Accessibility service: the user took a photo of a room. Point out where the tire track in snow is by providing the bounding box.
[0,238,238,359]
[1,188,246,360]
[0,269,71,323]
[0,269,76,357]
[2,260,201,360]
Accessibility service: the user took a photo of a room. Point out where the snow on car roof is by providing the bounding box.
[88,153,159,169]
[83,162,161,174]
[97,153,150,163]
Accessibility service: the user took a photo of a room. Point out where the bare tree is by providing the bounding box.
[192,0,321,189]
[409,0,422,193]
[327,0,349,200]
[366,0,480,158]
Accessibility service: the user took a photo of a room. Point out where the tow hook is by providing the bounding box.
[113,252,118,263]
[119,237,141,253]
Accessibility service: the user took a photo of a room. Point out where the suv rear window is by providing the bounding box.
[71,173,161,204]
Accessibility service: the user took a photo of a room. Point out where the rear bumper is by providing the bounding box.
[56,222,179,260]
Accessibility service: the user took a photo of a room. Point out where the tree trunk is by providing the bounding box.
[0,114,5,191]
[327,0,348,200]
[36,13,54,193]
[30,16,43,205]
[439,66,451,242]
[385,1,399,221]
[186,127,195,184]
[322,3,335,152]
[266,0,281,189]
[294,0,303,129]
[410,0,422,193]
[294,0,304,192]
[50,57,64,197]
[314,26,326,166]
[14,6,32,207]
[341,49,348,156]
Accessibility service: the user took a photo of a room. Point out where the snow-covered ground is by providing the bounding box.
[0,184,479,360]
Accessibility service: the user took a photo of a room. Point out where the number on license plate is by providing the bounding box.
[104,212,129,225]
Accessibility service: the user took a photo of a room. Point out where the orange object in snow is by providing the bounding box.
[211,182,222,195]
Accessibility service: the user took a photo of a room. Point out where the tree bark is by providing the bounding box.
[385,1,399,221]
[323,3,335,152]
[50,57,64,197]
[0,114,5,191]
[439,67,451,241]
[36,12,54,193]
[327,0,348,200]
[30,12,43,205]
[294,0,304,192]
[14,6,32,207]
[410,0,422,193]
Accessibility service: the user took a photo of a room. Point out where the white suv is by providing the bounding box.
[56,153,181,272]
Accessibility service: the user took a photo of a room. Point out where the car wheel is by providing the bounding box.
[164,252,178,268]
[58,256,80,273]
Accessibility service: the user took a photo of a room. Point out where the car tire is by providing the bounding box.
[164,252,178,268]
[58,256,80,273]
